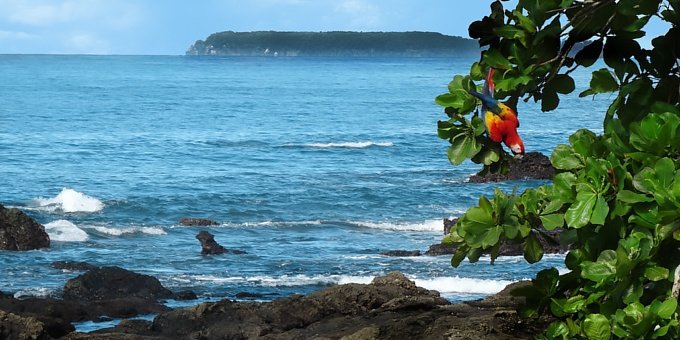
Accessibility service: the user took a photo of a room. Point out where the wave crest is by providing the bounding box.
[34,188,104,213]
[44,220,89,242]
[303,141,393,149]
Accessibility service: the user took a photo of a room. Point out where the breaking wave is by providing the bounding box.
[33,188,104,213]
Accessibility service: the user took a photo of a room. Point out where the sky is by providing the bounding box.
[0,0,669,55]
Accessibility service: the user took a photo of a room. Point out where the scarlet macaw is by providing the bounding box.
[468,69,525,156]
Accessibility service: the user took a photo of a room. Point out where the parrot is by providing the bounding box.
[467,68,525,157]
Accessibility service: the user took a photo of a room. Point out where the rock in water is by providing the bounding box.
[468,152,555,183]
[63,266,173,301]
[0,204,50,250]
[196,231,226,255]
[179,217,220,226]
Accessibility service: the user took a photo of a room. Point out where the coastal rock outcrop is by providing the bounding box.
[0,310,52,340]
[468,152,555,183]
[195,230,246,255]
[62,266,173,301]
[0,204,50,250]
[179,217,219,226]
[76,271,551,339]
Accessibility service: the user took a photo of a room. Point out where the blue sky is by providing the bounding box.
[0,0,668,55]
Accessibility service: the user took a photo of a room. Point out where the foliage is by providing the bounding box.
[188,31,479,56]
[436,0,680,338]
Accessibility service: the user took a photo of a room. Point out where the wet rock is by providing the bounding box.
[235,291,264,299]
[0,310,51,340]
[195,230,245,255]
[174,290,198,300]
[468,152,555,183]
[0,295,169,325]
[51,260,97,271]
[425,243,457,256]
[0,204,50,250]
[380,250,421,257]
[179,217,219,226]
[147,271,448,339]
[196,230,225,255]
[443,217,458,235]
[63,266,174,301]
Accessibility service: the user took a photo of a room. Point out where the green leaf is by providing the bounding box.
[551,145,584,170]
[581,260,616,283]
[545,321,570,339]
[565,187,597,228]
[617,190,654,203]
[483,48,513,69]
[447,132,481,165]
[546,74,576,94]
[653,298,678,319]
[644,266,669,281]
[524,232,544,263]
[590,195,608,225]
[575,39,604,67]
[540,214,564,231]
[580,68,619,97]
[582,314,612,340]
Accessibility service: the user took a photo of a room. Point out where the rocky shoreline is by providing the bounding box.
[1,267,553,339]
[1,154,559,338]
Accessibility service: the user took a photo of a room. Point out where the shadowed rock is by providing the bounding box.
[196,230,226,255]
[63,266,174,301]
[0,310,52,340]
[381,250,421,257]
[179,217,219,226]
[0,204,50,250]
[468,152,555,183]
[195,231,246,256]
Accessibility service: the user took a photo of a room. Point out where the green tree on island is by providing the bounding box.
[436,0,679,338]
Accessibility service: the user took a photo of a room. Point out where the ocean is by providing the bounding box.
[0,55,607,330]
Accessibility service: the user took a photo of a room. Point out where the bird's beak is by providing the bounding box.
[513,153,524,160]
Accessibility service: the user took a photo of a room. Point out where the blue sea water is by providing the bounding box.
[0,55,608,329]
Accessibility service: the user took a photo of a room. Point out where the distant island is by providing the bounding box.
[186,31,479,57]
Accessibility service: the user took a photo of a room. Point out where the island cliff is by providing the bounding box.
[186,31,479,57]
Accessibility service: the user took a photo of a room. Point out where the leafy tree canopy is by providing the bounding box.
[436,0,679,338]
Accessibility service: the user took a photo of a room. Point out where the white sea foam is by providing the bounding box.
[217,220,323,228]
[304,141,393,149]
[34,188,104,213]
[352,219,443,232]
[188,273,510,295]
[412,276,512,295]
[91,226,166,236]
[14,287,55,299]
[44,220,89,242]
[191,274,374,287]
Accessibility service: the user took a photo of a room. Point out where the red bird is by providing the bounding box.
[468,69,525,156]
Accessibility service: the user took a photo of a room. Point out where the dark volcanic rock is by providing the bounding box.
[0,310,51,340]
[195,230,245,255]
[173,290,198,300]
[380,250,421,257]
[425,243,457,256]
[443,217,458,234]
[468,152,555,183]
[148,271,449,339]
[51,260,97,271]
[63,266,173,301]
[0,295,169,330]
[196,230,225,255]
[69,271,551,339]
[0,204,50,250]
[179,217,219,226]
